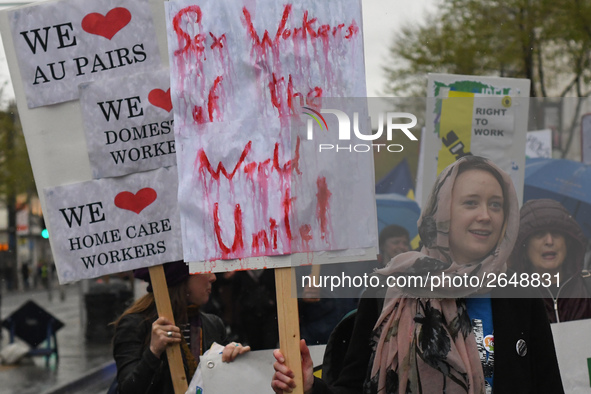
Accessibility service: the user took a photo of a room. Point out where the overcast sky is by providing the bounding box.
[0,0,437,106]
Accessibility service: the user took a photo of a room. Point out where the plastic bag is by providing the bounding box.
[0,342,30,364]
[186,342,225,394]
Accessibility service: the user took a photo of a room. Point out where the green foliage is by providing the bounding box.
[382,0,591,159]
[0,103,35,203]
[383,0,591,98]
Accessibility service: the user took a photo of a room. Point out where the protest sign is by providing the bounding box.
[165,0,377,271]
[79,68,175,178]
[551,319,591,393]
[7,0,161,108]
[2,2,187,388]
[193,345,326,393]
[422,74,530,207]
[44,167,182,283]
[175,115,377,266]
[164,0,365,127]
[165,3,374,389]
[0,0,179,281]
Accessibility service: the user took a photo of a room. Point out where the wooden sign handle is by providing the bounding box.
[310,264,321,284]
[149,265,189,394]
[275,266,304,394]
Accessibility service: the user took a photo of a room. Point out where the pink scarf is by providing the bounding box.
[368,157,519,394]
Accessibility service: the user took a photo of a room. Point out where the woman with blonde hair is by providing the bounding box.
[272,156,563,394]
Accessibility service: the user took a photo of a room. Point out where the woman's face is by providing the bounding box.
[187,273,216,307]
[449,169,505,265]
[526,231,567,275]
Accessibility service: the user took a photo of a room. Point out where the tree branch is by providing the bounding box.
[561,80,584,158]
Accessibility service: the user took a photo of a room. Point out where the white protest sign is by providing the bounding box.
[79,68,175,178]
[551,319,591,393]
[470,98,516,169]
[8,0,161,108]
[44,167,182,283]
[422,74,530,207]
[165,0,366,128]
[0,0,181,283]
[526,129,552,159]
[165,0,377,271]
[177,115,377,264]
[190,345,326,394]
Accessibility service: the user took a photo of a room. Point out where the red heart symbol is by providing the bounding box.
[148,89,173,112]
[81,7,132,40]
[114,188,157,214]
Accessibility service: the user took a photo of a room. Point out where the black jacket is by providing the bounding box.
[113,311,226,394]
[509,198,591,323]
[315,287,564,394]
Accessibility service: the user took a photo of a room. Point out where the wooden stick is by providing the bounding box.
[310,264,321,283]
[149,265,188,394]
[275,266,304,394]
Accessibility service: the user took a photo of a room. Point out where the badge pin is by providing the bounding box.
[483,334,494,353]
[516,339,527,357]
[502,96,512,108]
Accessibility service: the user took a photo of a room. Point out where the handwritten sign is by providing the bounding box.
[44,167,182,283]
[165,0,376,269]
[79,68,175,178]
[177,115,377,265]
[165,0,366,128]
[8,0,160,108]
[551,319,591,394]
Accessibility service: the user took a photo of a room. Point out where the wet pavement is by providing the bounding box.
[0,283,135,394]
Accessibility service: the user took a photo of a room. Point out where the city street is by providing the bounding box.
[0,282,119,394]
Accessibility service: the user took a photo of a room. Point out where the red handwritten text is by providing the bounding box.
[242,5,358,55]
[196,136,329,258]
[213,203,244,258]
[268,73,323,117]
[316,176,332,240]
[192,76,224,124]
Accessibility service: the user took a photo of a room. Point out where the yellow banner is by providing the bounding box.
[437,91,475,174]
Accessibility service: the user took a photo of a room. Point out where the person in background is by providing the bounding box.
[298,262,360,346]
[231,269,279,350]
[21,263,29,290]
[272,156,563,394]
[112,261,250,394]
[377,224,411,267]
[509,198,591,323]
